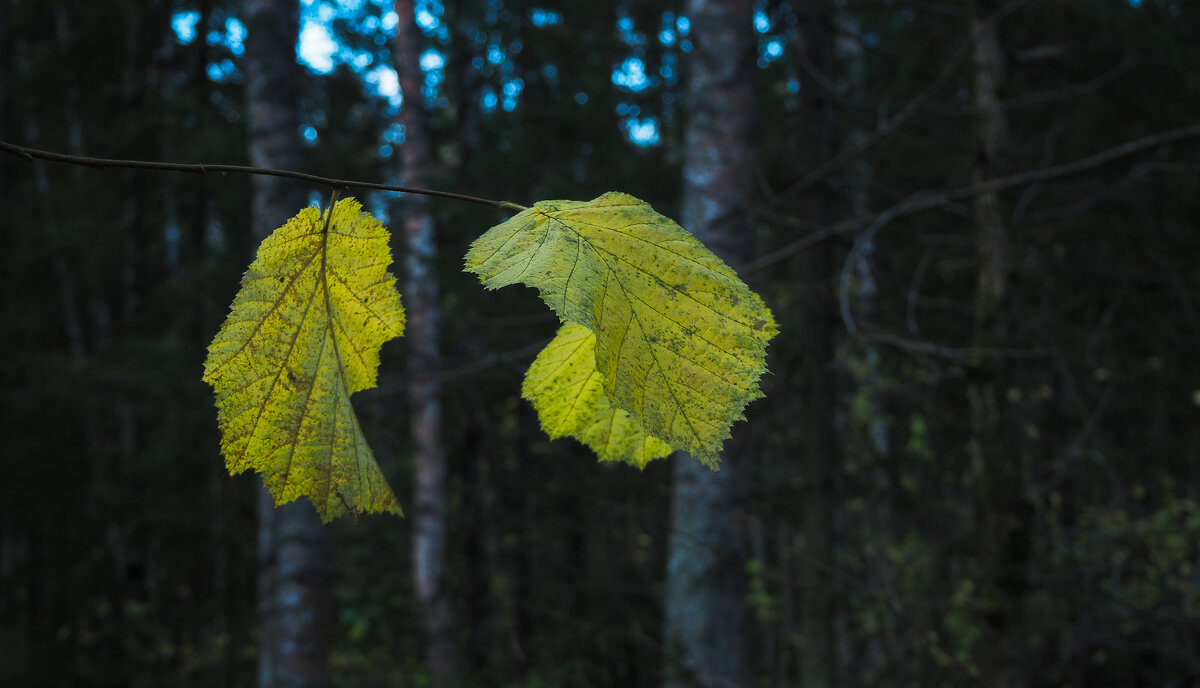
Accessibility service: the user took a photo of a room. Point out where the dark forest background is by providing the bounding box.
[2,0,1200,686]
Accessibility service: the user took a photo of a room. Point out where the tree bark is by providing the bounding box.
[967,3,1031,687]
[0,0,9,200]
[832,0,893,680]
[244,1,333,686]
[788,5,840,687]
[663,0,756,686]
[391,2,456,686]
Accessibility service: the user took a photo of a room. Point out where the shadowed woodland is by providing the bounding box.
[2,0,1200,686]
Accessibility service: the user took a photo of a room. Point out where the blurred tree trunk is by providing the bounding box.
[792,5,838,687]
[967,3,1031,686]
[0,0,8,199]
[663,0,756,686]
[832,0,893,679]
[391,2,456,686]
[244,1,333,686]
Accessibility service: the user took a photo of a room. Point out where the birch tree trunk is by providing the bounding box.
[663,0,756,685]
[391,2,456,685]
[244,1,333,686]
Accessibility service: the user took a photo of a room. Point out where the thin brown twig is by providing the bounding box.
[0,140,527,212]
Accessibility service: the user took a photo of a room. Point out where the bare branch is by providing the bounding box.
[749,123,1200,272]
[755,122,1200,360]
[858,329,1055,360]
[0,140,524,211]
[767,0,1036,205]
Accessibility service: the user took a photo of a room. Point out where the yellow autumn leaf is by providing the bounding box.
[466,192,777,467]
[203,198,405,521]
[524,322,673,468]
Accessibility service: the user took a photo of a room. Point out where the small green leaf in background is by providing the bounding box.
[203,198,405,521]
[466,192,777,467]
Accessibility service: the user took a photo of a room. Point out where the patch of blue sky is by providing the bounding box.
[416,0,450,42]
[363,64,402,108]
[481,89,499,113]
[381,10,398,32]
[358,14,379,33]
[616,10,647,47]
[613,57,650,92]
[299,20,337,73]
[423,77,442,106]
[301,0,335,23]
[422,48,445,105]
[225,17,245,55]
[657,9,676,44]
[530,8,561,26]
[290,0,450,103]
[171,11,199,44]
[484,0,505,25]
[624,117,660,147]
[758,37,783,66]
[421,49,445,71]
[502,78,523,111]
[660,53,679,84]
[754,10,770,33]
[383,122,405,144]
[206,59,237,82]
[416,7,438,31]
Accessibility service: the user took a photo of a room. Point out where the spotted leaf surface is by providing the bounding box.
[524,322,673,468]
[466,192,776,467]
[203,198,405,521]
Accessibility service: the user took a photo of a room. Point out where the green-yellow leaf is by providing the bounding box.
[203,198,405,521]
[466,192,777,467]
[524,322,673,468]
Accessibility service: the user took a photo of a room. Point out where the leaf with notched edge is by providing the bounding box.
[524,322,673,468]
[466,192,776,468]
[203,198,405,521]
